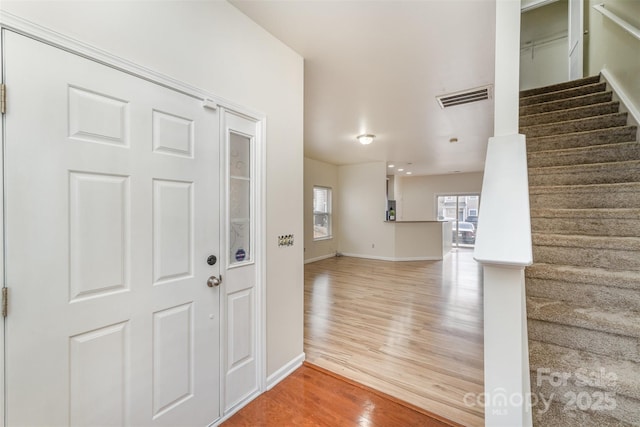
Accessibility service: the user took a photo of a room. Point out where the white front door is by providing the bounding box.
[221,110,260,412]
[3,31,220,426]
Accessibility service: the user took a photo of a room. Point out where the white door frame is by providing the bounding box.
[568,0,584,80]
[0,11,267,426]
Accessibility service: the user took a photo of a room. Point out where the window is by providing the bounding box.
[468,209,478,216]
[313,186,332,240]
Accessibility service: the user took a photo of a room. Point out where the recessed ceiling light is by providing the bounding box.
[388,164,395,168]
[398,168,404,172]
[406,171,412,175]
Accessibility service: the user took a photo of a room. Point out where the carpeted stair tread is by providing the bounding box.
[527,142,640,168]
[530,208,640,220]
[527,296,640,340]
[532,234,640,269]
[531,396,638,427]
[528,340,640,401]
[520,75,601,98]
[530,317,640,363]
[525,263,640,291]
[520,101,620,127]
[521,113,628,138]
[520,91,613,116]
[526,126,637,152]
[530,208,640,237]
[520,82,607,107]
[527,279,640,316]
[528,159,640,186]
[533,233,640,250]
[529,182,640,209]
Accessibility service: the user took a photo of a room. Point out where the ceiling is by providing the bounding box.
[230,0,497,176]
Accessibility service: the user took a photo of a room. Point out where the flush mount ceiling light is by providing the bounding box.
[357,134,375,145]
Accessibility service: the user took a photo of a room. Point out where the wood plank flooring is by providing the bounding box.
[221,363,455,426]
[304,250,484,427]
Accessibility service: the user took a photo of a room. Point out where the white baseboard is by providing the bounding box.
[213,388,262,426]
[393,256,442,261]
[601,68,640,129]
[266,352,305,390]
[212,353,305,426]
[340,252,441,262]
[304,253,336,264]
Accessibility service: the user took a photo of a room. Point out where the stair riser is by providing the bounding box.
[520,75,601,98]
[529,165,640,186]
[521,92,613,116]
[530,188,640,209]
[532,397,637,427]
[529,339,640,400]
[533,246,640,270]
[520,82,607,107]
[529,371,640,426]
[528,320,640,364]
[520,102,619,127]
[526,264,640,291]
[527,143,640,168]
[527,127,637,152]
[522,114,628,138]
[531,217,640,237]
[527,278,640,313]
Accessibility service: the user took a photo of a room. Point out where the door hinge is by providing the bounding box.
[1,84,6,114]
[2,287,7,317]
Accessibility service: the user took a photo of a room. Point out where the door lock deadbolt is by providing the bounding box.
[207,255,217,266]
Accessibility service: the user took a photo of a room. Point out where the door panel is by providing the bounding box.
[3,30,220,426]
[222,111,260,411]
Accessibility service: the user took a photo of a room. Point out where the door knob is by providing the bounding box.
[207,275,222,287]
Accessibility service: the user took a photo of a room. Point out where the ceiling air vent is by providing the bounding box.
[436,85,493,109]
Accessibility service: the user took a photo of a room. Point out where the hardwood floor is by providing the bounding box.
[304,250,484,427]
[221,363,455,426]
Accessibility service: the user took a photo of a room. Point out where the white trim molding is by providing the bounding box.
[340,253,442,262]
[266,353,305,390]
[304,253,337,264]
[0,10,263,118]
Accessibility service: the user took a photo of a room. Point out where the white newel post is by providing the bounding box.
[474,1,534,426]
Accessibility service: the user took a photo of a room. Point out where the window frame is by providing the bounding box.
[313,186,332,241]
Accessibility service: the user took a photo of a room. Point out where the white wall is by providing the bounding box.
[587,0,640,115]
[0,0,304,378]
[396,172,484,221]
[304,158,338,262]
[520,1,569,90]
[337,162,394,259]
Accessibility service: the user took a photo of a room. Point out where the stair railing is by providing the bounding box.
[593,3,640,42]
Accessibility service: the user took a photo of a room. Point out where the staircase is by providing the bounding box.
[521,75,640,426]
